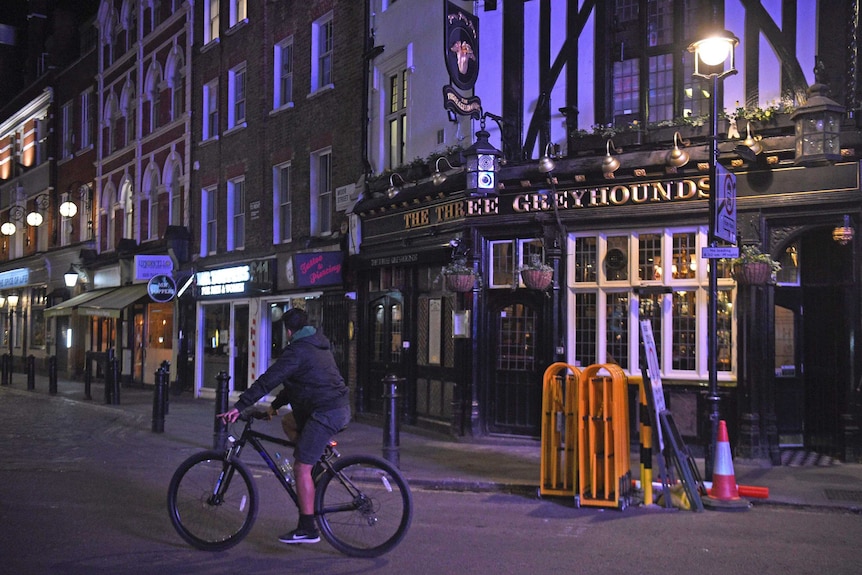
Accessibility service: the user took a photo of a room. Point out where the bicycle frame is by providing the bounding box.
[224,419,301,506]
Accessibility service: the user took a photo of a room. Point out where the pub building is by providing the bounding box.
[353,114,862,463]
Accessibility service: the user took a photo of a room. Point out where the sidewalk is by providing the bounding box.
[4,373,862,513]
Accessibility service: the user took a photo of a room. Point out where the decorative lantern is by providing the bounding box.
[463,129,501,197]
[790,67,845,166]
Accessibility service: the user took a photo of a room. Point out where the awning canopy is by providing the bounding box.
[79,284,149,318]
[43,288,115,318]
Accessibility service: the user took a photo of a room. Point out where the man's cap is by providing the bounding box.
[283,307,308,332]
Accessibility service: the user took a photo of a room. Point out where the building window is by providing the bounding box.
[228,178,245,250]
[274,163,292,244]
[612,58,639,121]
[202,186,217,255]
[228,64,246,128]
[274,38,293,109]
[386,69,408,170]
[488,239,543,288]
[205,0,220,44]
[147,169,160,240]
[168,163,181,226]
[80,89,93,149]
[569,227,734,379]
[311,13,333,91]
[121,180,134,239]
[61,101,73,159]
[203,80,218,140]
[168,50,184,121]
[310,150,331,236]
[230,0,247,27]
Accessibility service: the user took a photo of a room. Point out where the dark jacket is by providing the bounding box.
[233,327,349,414]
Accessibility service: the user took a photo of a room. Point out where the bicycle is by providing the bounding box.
[166,411,413,557]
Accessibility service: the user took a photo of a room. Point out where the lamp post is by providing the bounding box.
[5,292,18,372]
[688,29,738,480]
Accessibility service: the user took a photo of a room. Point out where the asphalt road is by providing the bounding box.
[2,389,861,575]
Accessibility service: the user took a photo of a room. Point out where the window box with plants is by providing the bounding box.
[519,255,554,290]
[729,245,781,285]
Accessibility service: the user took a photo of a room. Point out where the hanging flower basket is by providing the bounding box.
[445,273,476,292]
[521,269,553,290]
[732,262,772,285]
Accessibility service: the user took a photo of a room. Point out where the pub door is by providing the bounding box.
[486,292,549,436]
[364,293,405,415]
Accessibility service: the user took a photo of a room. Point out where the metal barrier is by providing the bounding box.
[539,362,581,498]
[577,363,632,509]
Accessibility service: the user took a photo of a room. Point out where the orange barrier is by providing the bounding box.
[539,363,581,497]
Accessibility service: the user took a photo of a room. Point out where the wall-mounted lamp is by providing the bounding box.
[602,139,621,174]
[538,143,556,173]
[431,157,458,186]
[387,173,406,199]
[665,132,690,168]
[833,215,854,245]
[1,206,24,236]
[464,126,502,197]
[64,263,82,288]
[790,60,845,166]
[59,183,93,218]
[25,193,49,227]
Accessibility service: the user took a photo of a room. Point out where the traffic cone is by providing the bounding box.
[703,420,749,511]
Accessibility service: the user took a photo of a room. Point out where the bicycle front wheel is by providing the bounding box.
[167,450,258,551]
[315,454,413,557]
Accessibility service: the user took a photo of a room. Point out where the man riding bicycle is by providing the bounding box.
[218,307,351,544]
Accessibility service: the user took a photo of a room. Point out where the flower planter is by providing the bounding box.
[521,269,553,290]
[732,262,771,285]
[445,273,476,292]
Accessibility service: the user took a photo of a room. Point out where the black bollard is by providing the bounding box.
[83,351,92,400]
[382,373,401,468]
[161,360,171,415]
[110,354,121,405]
[152,367,167,433]
[0,354,8,386]
[104,351,113,404]
[48,355,57,394]
[213,371,231,450]
[26,355,35,391]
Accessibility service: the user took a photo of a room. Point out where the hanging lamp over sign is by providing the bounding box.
[791,58,845,166]
[463,127,501,197]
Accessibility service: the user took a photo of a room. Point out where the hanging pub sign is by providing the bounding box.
[148,274,177,303]
[443,1,482,119]
[294,251,343,288]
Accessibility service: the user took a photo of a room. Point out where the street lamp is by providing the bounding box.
[5,292,18,366]
[688,29,738,480]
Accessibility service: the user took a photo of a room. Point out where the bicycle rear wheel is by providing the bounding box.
[315,454,412,557]
[167,450,258,551]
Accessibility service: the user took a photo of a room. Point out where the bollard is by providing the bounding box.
[213,371,231,450]
[152,367,168,433]
[161,360,171,415]
[382,373,401,468]
[83,351,93,400]
[48,355,57,395]
[110,354,121,405]
[104,351,113,404]
[26,355,35,391]
[0,354,8,386]
[2,353,11,386]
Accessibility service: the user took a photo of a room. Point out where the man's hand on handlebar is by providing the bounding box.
[217,408,240,423]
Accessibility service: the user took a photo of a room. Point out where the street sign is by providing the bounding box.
[702,246,739,259]
[714,162,737,244]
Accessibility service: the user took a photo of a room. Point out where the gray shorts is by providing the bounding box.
[293,405,351,464]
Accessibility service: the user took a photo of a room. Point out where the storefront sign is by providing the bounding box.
[148,274,176,302]
[0,268,29,288]
[195,259,274,298]
[442,2,482,119]
[294,252,343,288]
[134,255,173,281]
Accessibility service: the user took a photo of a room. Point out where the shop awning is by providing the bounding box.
[78,284,150,318]
[43,288,116,318]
